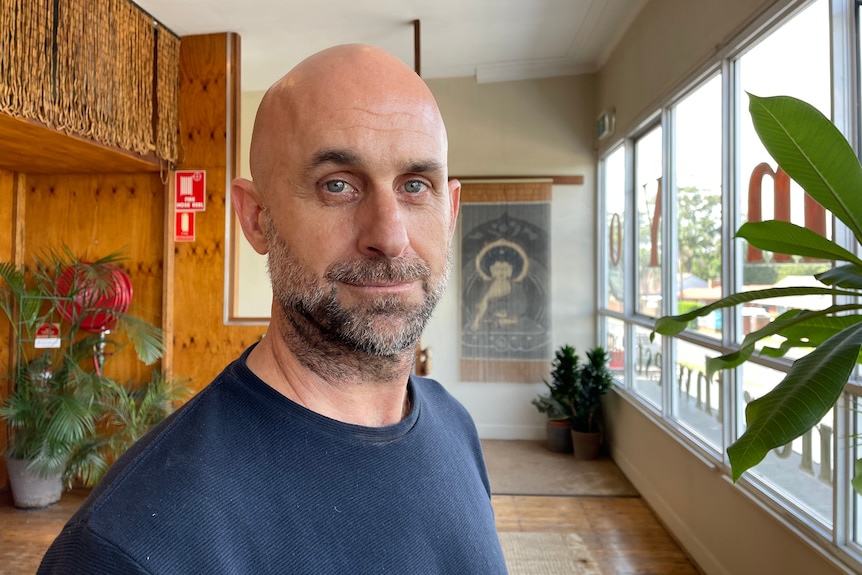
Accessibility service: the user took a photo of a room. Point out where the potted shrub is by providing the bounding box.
[532,345,579,453]
[568,346,614,460]
[0,249,165,507]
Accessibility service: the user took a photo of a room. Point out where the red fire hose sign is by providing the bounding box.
[175,170,206,211]
[175,211,196,242]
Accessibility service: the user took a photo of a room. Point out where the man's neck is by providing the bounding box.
[246,331,414,427]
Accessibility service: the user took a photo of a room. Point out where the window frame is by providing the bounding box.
[596,0,862,568]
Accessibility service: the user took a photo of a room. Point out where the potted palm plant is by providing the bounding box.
[0,248,165,507]
[99,370,190,474]
[568,346,614,460]
[532,345,580,453]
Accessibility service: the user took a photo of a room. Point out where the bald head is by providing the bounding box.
[248,44,448,193]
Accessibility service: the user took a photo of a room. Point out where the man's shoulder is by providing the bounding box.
[410,375,478,429]
[51,363,263,569]
[72,362,257,523]
[411,375,464,410]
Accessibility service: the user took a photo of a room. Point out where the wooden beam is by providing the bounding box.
[452,175,584,186]
[0,113,161,174]
[413,19,421,76]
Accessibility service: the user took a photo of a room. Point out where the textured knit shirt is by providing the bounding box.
[37,346,508,574]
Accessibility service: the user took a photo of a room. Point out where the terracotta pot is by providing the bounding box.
[546,419,573,453]
[571,430,602,460]
[5,456,64,509]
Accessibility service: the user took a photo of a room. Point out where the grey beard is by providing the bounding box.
[275,258,449,382]
[264,220,452,381]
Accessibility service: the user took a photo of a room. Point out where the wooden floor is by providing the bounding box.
[1,480,700,574]
[493,495,700,574]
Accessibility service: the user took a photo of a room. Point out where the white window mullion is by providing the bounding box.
[661,106,678,419]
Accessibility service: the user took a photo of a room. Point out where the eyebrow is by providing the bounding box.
[305,149,363,175]
[305,148,446,180]
[405,160,446,177]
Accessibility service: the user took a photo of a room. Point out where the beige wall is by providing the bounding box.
[235,73,598,439]
[598,1,851,573]
[598,0,773,141]
[429,75,594,176]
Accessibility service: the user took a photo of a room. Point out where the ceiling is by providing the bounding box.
[133,0,648,91]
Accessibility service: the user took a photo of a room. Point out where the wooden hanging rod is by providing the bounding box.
[451,175,584,185]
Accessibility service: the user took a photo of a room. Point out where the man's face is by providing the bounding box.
[260,92,459,357]
[263,212,451,356]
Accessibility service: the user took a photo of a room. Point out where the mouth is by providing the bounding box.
[327,258,430,291]
[339,280,419,303]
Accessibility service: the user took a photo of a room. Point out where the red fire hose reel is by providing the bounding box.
[55,263,133,334]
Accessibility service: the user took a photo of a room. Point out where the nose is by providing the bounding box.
[356,187,410,258]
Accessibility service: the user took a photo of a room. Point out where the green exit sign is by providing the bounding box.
[597,109,615,140]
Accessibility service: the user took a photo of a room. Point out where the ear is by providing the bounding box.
[231,177,269,255]
[447,178,461,239]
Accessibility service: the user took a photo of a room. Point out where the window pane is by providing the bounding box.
[674,76,723,338]
[604,146,626,312]
[737,0,831,348]
[606,316,626,381]
[636,126,663,317]
[740,362,833,528]
[854,394,862,548]
[634,326,661,408]
[673,339,723,451]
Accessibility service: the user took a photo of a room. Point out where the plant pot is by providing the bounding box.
[546,419,573,453]
[5,456,64,509]
[571,430,602,460]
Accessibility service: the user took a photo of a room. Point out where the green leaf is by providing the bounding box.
[767,313,862,349]
[115,313,165,365]
[749,94,862,244]
[853,458,862,496]
[703,305,861,379]
[727,321,862,482]
[44,394,93,445]
[815,264,862,289]
[705,346,754,379]
[652,286,853,338]
[737,220,862,266]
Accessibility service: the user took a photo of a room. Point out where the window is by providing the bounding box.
[673,75,723,339]
[741,362,834,527]
[673,339,723,450]
[598,0,860,567]
[635,126,663,319]
[634,325,661,408]
[603,146,626,314]
[737,0,832,352]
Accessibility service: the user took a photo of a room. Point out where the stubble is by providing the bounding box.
[263,213,450,382]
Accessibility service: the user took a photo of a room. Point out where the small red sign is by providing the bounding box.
[175,211,196,242]
[175,170,206,211]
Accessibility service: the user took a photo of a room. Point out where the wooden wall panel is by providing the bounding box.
[0,169,16,486]
[170,33,263,393]
[22,173,166,383]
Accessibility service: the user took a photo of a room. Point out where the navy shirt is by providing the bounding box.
[38,347,508,574]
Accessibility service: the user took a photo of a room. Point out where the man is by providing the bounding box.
[37,44,508,574]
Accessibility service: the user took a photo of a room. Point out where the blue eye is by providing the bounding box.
[325,180,347,193]
[404,180,426,194]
